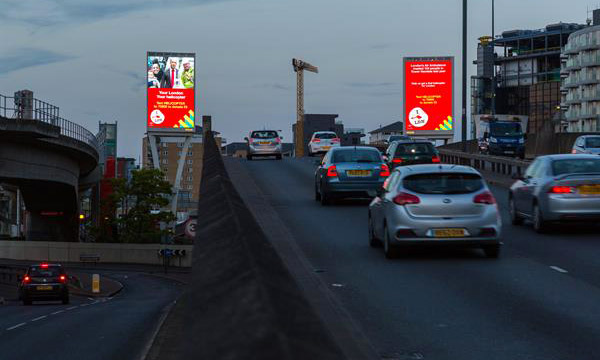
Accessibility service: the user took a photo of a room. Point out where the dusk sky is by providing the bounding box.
[0,0,592,158]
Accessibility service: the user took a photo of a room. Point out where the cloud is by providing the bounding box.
[0,0,235,27]
[0,48,74,75]
[369,43,392,50]
[346,82,396,88]
[253,83,292,91]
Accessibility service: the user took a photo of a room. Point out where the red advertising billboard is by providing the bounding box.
[403,57,454,138]
[147,52,195,132]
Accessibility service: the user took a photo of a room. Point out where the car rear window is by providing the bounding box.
[552,159,600,175]
[332,149,381,163]
[29,267,62,277]
[585,137,600,148]
[394,143,436,157]
[403,173,484,194]
[251,131,278,139]
[314,132,337,139]
[389,136,411,142]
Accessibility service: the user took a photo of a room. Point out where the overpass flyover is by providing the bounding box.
[0,92,99,241]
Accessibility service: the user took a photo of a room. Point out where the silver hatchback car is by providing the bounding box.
[245,130,283,160]
[368,164,502,259]
[509,154,600,232]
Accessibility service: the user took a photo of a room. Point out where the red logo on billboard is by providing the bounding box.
[404,58,453,135]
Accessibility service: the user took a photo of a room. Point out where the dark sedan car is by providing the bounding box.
[315,147,389,205]
[384,140,440,170]
[19,263,70,305]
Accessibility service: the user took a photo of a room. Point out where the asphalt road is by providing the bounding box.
[0,271,182,360]
[236,156,600,360]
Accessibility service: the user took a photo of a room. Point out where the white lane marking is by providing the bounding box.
[80,303,90,307]
[66,306,77,310]
[550,265,568,274]
[6,323,26,331]
[31,315,47,322]
[51,310,64,315]
[88,297,94,301]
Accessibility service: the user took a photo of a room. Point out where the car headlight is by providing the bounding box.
[490,137,498,143]
[518,138,524,144]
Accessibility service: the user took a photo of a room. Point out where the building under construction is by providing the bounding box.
[472,22,586,134]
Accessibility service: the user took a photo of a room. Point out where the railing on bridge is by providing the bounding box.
[0,93,98,150]
[438,148,532,180]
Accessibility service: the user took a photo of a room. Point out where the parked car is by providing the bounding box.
[19,263,70,305]
[245,130,283,160]
[571,135,600,155]
[308,131,341,156]
[315,146,389,205]
[384,140,441,170]
[509,154,600,232]
[368,164,502,259]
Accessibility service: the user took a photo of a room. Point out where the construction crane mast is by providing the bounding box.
[292,58,318,157]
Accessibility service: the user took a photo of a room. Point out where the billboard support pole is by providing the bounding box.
[461,0,468,152]
[149,134,161,170]
[171,135,192,222]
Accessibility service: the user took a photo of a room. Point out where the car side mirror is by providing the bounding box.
[244,137,248,141]
[280,136,284,140]
[382,155,389,162]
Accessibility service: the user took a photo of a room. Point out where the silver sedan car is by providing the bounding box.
[368,164,502,259]
[509,154,600,233]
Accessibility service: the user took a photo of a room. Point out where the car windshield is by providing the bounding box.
[332,149,381,163]
[394,143,436,156]
[403,173,484,194]
[490,123,522,136]
[251,131,278,139]
[585,137,600,148]
[29,266,62,277]
[315,133,337,139]
[552,159,600,175]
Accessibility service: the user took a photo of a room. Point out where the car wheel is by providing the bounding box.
[276,154,282,160]
[368,215,381,248]
[532,203,548,233]
[315,183,321,201]
[23,298,32,306]
[383,225,397,259]
[246,154,253,161]
[62,295,70,305]
[320,189,330,206]
[483,245,501,259]
[509,196,524,225]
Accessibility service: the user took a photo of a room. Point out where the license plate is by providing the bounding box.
[579,185,600,195]
[259,141,270,145]
[36,285,53,291]
[347,170,371,177]
[504,151,514,154]
[433,228,466,238]
[322,146,331,150]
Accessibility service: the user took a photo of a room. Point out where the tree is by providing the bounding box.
[111,168,176,243]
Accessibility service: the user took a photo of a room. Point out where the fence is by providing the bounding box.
[439,148,532,180]
[0,93,98,150]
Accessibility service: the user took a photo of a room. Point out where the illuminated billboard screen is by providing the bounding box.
[147,52,195,132]
[403,57,453,138]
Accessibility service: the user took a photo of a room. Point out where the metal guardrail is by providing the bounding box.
[438,148,532,180]
[0,93,98,150]
[0,265,25,285]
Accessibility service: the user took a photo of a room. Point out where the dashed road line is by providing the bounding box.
[550,265,568,274]
[80,303,90,307]
[31,315,47,322]
[6,323,26,331]
[66,306,77,310]
[51,310,64,315]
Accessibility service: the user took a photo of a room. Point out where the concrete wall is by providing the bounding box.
[0,241,193,267]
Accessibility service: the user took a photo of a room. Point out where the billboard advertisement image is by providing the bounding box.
[147,52,195,131]
[403,57,454,138]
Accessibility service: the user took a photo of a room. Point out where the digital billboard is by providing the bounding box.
[403,57,454,138]
[147,52,195,132]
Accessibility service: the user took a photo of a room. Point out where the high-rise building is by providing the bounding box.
[96,122,117,175]
[561,10,600,132]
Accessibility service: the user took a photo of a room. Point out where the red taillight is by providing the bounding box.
[380,164,390,177]
[549,186,574,194]
[327,165,338,177]
[432,156,441,163]
[249,138,253,144]
[312,138,321,143]
[393,192,420,205]
[23,276,31,283]
[59,275,67,283]
[571,149,577,154]
[332,138,340,143]
[473,191,496,204]
[392,158,403,164]
[40,263,49,269]
[275,137,281,144]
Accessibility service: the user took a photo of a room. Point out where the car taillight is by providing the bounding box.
[40,263,49,269]
[393,192,420,205]
[549,186,574,194]
[571,149,577,154]
[275,137,281,144]
[59,275,67,283]
[392,158,403,164]
[473,191,496,204]
[332,138,340,143]
[380,164,390,177]
[249,138,253,144]
[23,276,31,283]
[432,156,441,163]
[327,165,338,177]
[312,138,321,143]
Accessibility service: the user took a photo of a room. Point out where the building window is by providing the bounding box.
[188,151,193,156]
[162,150,168,155]
[177,142,184,148]
[187,185,193,190]
[162,159,168,164]
[187,176,193,181]
[187,159,193,164]
[188,167,193,173]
